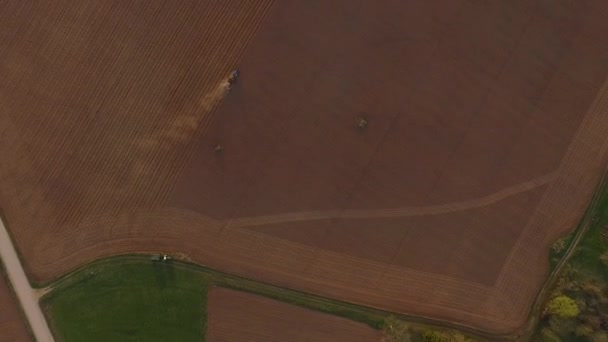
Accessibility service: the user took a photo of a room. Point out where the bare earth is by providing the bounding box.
[0,219,53,341]
[206,287,383,342]
[1,0,608,335]
[0,269,32,342]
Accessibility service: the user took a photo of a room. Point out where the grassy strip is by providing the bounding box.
[546,174,608,274]
[42,255,492,341]
[41,256,386,329]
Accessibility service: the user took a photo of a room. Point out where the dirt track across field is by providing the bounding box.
[0,218,50,342]
[2,0,608,336]
[206,287,383,342]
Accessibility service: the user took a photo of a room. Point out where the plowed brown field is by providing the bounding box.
[0,0,275,277]
[206,287,382,342]
[0,265,32,342]
[2,0,608,335]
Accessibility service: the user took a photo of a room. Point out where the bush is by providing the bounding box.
[592,332,608,342]
[448,331,475,342]
[600,252,608,267]
[581,281,604,299]
[575,298,587,313]
[581,314,603,330]
[422,330,448,342]
[575,324,595,337]
[545,296,580,318]
[540,328,561,342]
[382,316,412,342]
[551,238,567,254]
[547,316,576,336]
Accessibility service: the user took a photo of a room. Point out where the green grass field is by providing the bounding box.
[43,261,207,342]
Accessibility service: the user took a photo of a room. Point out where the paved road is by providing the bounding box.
[0,217,54,342]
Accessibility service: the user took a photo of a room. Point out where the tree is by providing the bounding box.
[545,295,580,318]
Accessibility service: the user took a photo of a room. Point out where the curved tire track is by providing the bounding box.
[228,171,558,228]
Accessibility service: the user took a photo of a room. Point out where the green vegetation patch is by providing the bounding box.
[536,177,608,341]
[549,233,575,271]
[42,256,484,342]
[381,316,478,342]
[43,261,207,342]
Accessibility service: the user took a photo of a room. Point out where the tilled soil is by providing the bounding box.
[2,0,608,335]
[0,267,32,342]
[206,287,383,342]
